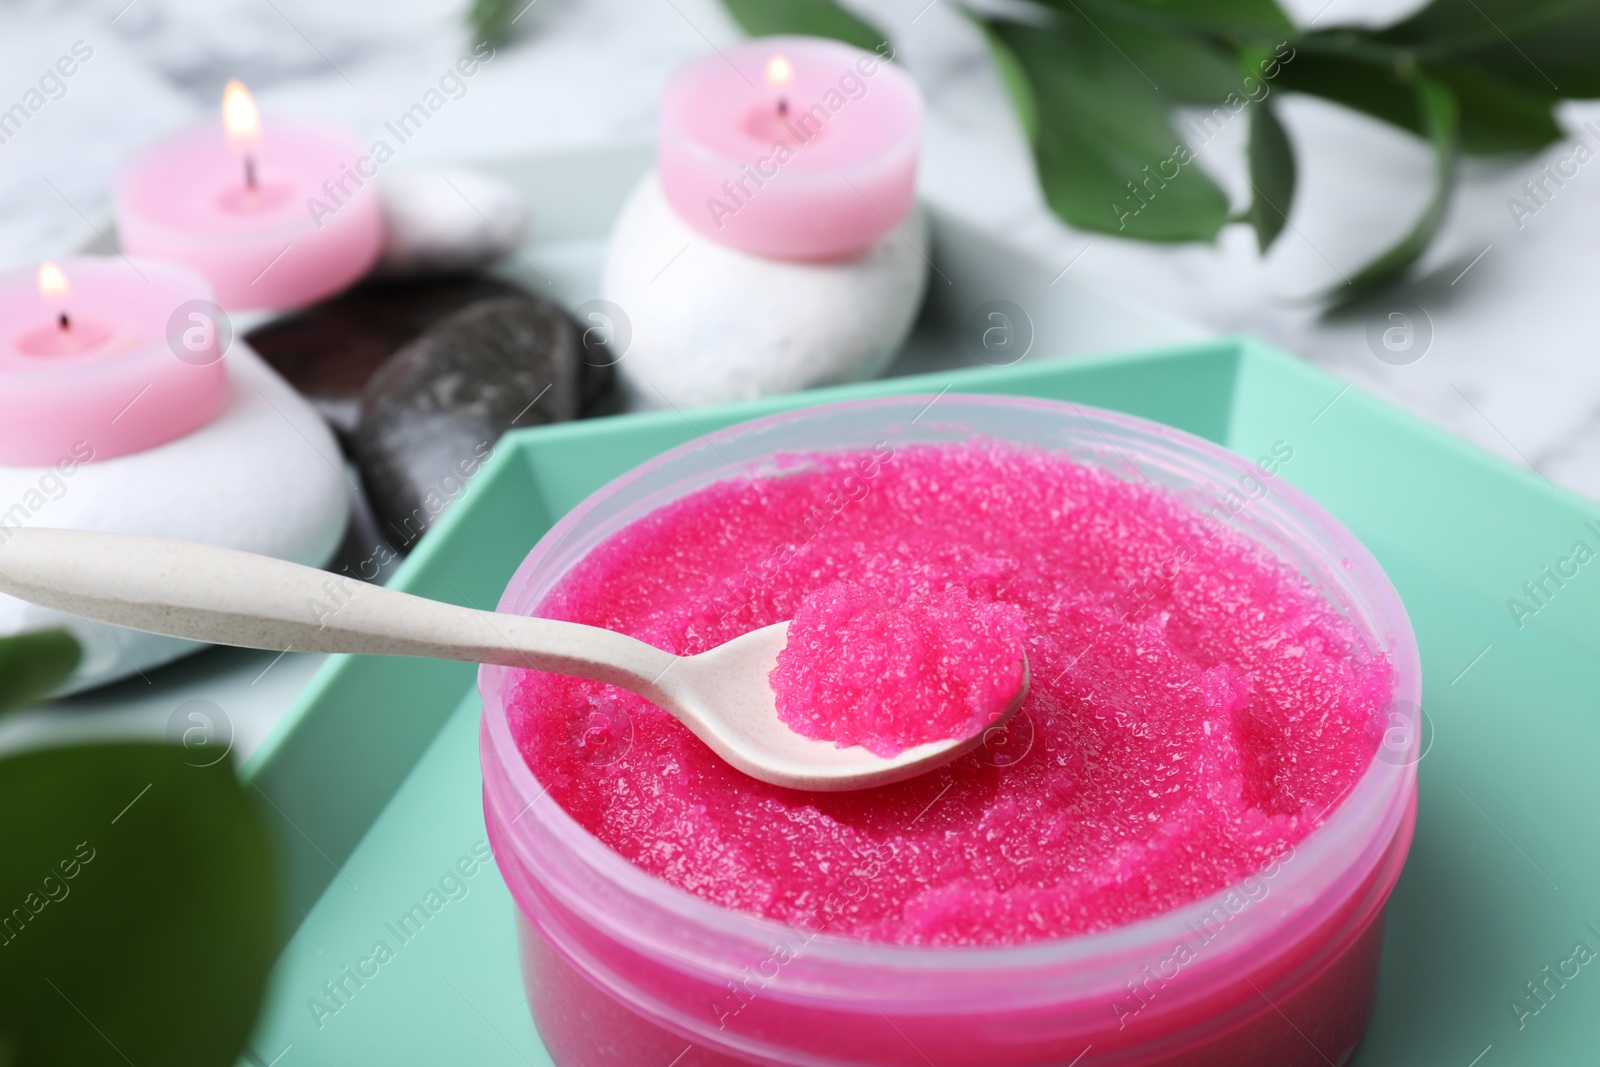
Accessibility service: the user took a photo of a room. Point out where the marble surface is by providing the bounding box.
[1,0,1596,501]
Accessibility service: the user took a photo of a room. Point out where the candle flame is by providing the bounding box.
[37,262,68,301]
[765,54,795,89]
[222,79,262,147]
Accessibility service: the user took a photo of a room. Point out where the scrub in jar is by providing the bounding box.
[506,438,1392,947]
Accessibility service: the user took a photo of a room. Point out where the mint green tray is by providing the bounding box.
[239,337,1600,1067]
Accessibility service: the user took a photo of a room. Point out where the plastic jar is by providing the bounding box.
[480,395,1422,1067]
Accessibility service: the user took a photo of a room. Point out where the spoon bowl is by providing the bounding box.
[663,620,1029,789]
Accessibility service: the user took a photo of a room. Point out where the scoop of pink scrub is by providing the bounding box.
[770,582,1027,757]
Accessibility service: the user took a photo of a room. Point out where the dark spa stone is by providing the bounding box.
[350,294,600,551]
[245,274,615,439]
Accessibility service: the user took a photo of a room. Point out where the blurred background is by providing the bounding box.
[4,0,1599,499]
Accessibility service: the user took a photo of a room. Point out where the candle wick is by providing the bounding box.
[245,156,258,191]
[58,311,71,333]
[777,97,789,117]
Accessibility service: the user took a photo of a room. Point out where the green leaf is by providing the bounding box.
[467,0,520,46]
[977,18,1039,143]
[1273,42,1428,137]
[991,16,1231,242]
[1426,60,1563,153]
[1049,0,1246,104]
[719,0,887,52]
[1247,101,1295,252]
[0,743,277,1066]
[1107,20,1243,104]
[1276,35,1561,156]
[1378,0,1600,98]
[0,630,80,717]
[1096,0,1294,35]
[1340,76,1460,294]
[770,0,1589,301]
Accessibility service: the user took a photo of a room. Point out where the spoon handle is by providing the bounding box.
[0,527,678,693]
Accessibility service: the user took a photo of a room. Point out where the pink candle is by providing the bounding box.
[113,81,382,311]
[0,258,228,466]
[657,36,922,261]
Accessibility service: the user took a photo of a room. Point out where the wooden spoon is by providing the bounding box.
[0,528,1027,791]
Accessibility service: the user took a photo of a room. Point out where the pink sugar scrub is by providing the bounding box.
[770,581,1028,756]
[507,439,1393,947]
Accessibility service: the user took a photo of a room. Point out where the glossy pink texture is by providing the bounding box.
[771,581,1028,755]
[114,119,382,310]
[506,441,1392,946]
[0,258,228,466]
[657,36,922,261]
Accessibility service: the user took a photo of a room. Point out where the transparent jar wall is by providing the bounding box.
[480,396,1422,1067]
[513,904,1393,1067]
[490,789,1413,1067]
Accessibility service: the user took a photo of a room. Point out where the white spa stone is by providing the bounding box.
[0,344,349,694]
[376,168,531,276]
[602,171,929,408]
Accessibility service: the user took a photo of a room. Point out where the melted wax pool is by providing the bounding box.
[508,441,1391,946]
